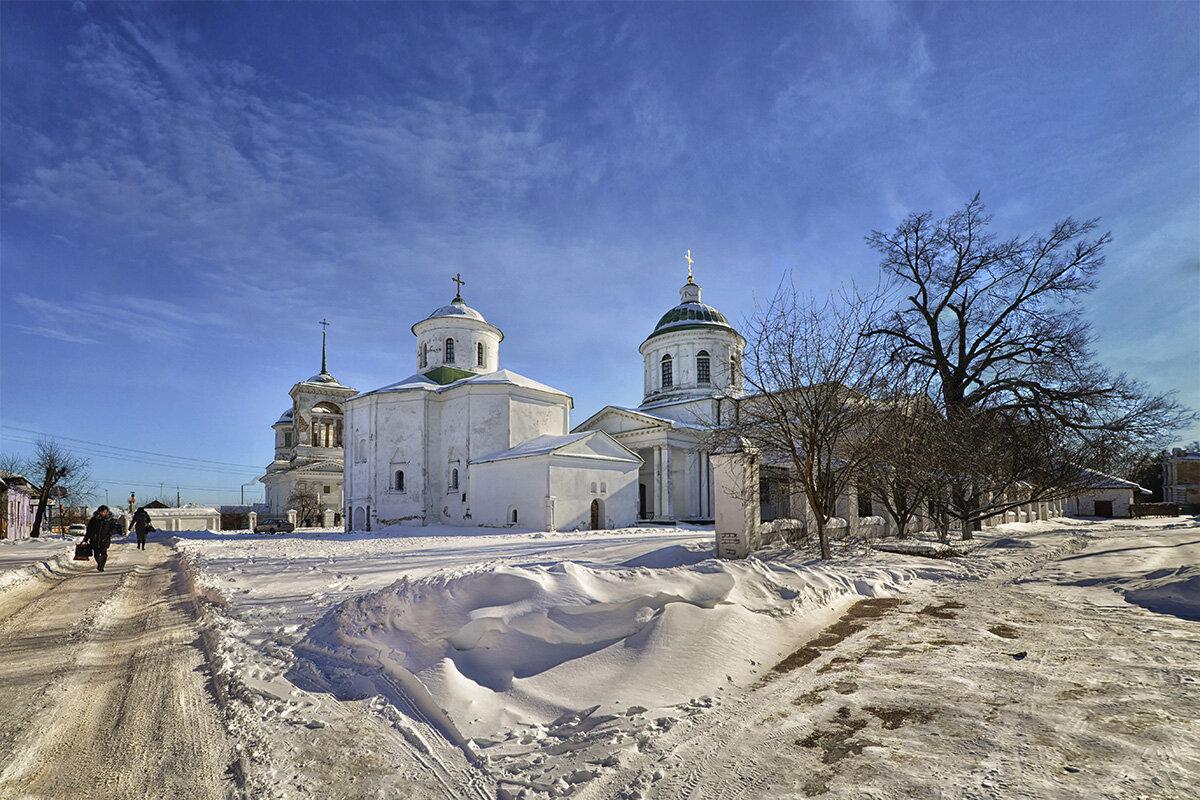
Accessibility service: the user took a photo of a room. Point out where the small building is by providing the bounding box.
[0,471,37,540]
[144,504,221,532]
[1163,447,1200,507]
[1065,470,1150,518]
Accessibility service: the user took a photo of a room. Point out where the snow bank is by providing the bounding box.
[1123,567,1200,621]
[297,556,931,736]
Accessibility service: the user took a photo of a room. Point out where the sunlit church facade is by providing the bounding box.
[335,265,744,531]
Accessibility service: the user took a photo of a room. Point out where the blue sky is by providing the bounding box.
[2,1,1197,507]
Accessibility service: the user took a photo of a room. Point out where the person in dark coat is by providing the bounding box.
[83,505,117,571]
[131,506,152,549]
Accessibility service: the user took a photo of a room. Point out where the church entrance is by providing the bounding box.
[590,499,603,530]
[638,483,647,520]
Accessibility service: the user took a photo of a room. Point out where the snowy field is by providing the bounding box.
[5,517,1198,798]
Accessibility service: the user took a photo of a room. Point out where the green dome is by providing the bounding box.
[645,301,735,341]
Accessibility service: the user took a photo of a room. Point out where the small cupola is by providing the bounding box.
[411,274,504,384]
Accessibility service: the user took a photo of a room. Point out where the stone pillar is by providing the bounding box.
[712,438,760,560]
[248,511,257,532]
[545,495,557,532]
[322,508,335,528]
[662,446,674,521]
[286,509,298,527]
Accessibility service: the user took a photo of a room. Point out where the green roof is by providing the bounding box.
[645,302,736,342]
[423,365,476,385]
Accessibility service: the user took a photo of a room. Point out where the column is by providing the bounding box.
[661,446,674,521]
[652,447,663,520]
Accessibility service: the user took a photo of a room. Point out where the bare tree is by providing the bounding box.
[858,392,942,539]
[26,439,93,537]
[288,485,322,527]
[728,281,890,559]
[867,195,1193,537]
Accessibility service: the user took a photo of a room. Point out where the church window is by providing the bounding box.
[512,508,518,524]
[420,343,427,369]
[451,468,459,491]
[284,431,293,448]
[395,470,405,492]
[661,354,673,389]
[697,350,710,384]
[477,342,485,367]
[729,354,739,388]
[323,485,331,494]
[445,338,455,364]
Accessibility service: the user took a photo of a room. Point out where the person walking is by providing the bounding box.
[130,506,152,549]
[83,505,117,571]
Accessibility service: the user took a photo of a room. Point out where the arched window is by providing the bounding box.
[395,470,405,492]
[420,342,427,369]
[445,338,455,364]
[661,353,673,389]
[730,354,739,388]
[477,341,485,367]
[512,508,518,524]
[451,468,459,491]
[697,350,710,384]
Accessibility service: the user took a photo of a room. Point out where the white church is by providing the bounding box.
[343,266,744,532]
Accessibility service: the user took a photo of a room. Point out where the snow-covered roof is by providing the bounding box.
[299,371,349,388]
[472,431,641,464]
[274,408,294,426]
[1075,468,1151,494]
[572,405,703,434]
[353,369,570,401]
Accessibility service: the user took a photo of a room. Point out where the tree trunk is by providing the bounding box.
[29,467,53,538]
[815,519,830,560]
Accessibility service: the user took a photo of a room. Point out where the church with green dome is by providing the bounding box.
[573,266,746,523]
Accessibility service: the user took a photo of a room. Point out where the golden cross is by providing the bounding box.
[685,250,694,283]
[453,273,465,297]
[319,318,330,332]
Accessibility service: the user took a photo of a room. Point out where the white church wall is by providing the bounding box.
[469,456,638,530]
[549,460,639,530]
[469,457,551,528]
[509,393,570,447]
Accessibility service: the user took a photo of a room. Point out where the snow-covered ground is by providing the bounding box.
[5,517,1197,798]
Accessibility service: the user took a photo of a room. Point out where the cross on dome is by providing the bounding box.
[685,250,694,283]
[453,272,466,300]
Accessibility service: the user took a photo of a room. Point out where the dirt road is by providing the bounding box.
[0,542,239,800]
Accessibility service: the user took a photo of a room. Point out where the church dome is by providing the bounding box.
[419,297,487,326]
[643,275,736,344]
[646,301,733,341]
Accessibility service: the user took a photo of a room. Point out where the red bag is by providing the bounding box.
[74,543,92,561]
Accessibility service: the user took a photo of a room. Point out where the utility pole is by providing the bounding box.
[177,486,181,507]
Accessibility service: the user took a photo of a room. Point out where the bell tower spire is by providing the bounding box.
[319,318,330,376]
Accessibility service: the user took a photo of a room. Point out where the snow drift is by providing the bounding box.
[296,556,929,737]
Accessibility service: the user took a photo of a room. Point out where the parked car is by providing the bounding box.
[254,518,295,534]
[67,523,86,536]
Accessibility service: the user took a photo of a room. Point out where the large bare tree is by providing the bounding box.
[867,195,1192,537]
[26,439,93,537]
[728,281,890,559]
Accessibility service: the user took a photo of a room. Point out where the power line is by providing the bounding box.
[92,477,264,494]
[1,432,263,478]
[1,425,264,470]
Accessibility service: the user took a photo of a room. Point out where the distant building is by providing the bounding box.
[1065,469,1151,518]
[144,503,221,532]
[259,328,356,522]
[0,471,37,540]
[1163,447,1200,506]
